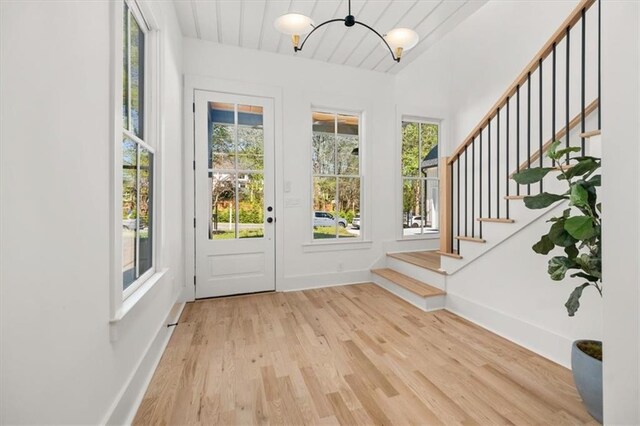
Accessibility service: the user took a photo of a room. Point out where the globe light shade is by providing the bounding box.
[384,28,419,52]
[274,13,314,36]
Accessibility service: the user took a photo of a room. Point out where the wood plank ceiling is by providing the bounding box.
[172,0,486,74]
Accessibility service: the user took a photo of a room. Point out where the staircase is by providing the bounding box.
[371,0,601,313]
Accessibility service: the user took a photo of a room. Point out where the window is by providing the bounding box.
[312,111,361,240]
[121,1,155,294]
[208,102,265,240]
[401,120,439,237]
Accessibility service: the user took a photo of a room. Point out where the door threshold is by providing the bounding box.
[195,289,276,301]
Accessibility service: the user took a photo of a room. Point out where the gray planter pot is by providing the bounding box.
[571,340,603,423]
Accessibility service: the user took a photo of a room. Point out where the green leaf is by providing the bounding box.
[554,146,582,160]
[533,235,555,255]
[570,272,599,283]
[513,167,556,185]
[546,140,563,161]
[569,184,589,208]
[587,174,601,187]
[524,192,567,209]
[561,158,600,180]
[565,283,590,316]
[548,256,577,281]
[564,244,579,259]
[564,216,595,240]
[575,253,602,279]
[548,220,577,247]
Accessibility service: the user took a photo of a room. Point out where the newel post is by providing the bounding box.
[439,156,452,254]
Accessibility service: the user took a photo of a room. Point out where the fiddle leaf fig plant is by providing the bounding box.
[512,141,601,316]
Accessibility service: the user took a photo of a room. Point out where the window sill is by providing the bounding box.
[302,240,373,252]
[397,233,440,242]
[110,268,168,323]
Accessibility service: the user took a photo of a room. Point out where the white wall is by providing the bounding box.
[601,1,640,423]
[182,39,438,296]
[395,0,603,368]
[0,1,184,424]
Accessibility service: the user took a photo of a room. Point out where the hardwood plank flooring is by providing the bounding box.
[134,284,595,425]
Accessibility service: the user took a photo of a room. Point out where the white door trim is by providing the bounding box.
[181,76,284,302]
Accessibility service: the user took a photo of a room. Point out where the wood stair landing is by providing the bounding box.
[371,269,445,298]
[387,251,447,275]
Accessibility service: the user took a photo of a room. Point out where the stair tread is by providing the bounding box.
[580,129,601,138]
[455,236,486,243]
[437,251,463,259]
[387,251,447,275]
[477,218,515,223]
[504,195,526,200]
[372,268,445,298]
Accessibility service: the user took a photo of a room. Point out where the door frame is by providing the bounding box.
[182,76,284,302]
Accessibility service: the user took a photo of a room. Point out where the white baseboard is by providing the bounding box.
[104,301,186,425]
[445,293,573,368]
[279,270,372,292]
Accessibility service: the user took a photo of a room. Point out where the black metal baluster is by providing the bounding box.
[506,96,510,219]
[472,136,475,237]
[464,147,468,237]
[527,71,531,196]
[516,85,521,196]
[479,130,483,237]
[566,27,571,162]
[488,119,492,217]
[496,107,500,218]
[552,42,557,167]
[581,8,586,155]
[456,158,460,254]
[539,58,543,193]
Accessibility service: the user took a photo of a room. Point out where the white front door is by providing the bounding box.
[194,90,275,298]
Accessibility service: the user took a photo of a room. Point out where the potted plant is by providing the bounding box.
[512,140,602,423]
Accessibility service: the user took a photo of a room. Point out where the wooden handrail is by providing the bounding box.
[447,0,596,165]
[509,98,599,177]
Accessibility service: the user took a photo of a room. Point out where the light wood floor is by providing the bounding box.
[134,284,595,425]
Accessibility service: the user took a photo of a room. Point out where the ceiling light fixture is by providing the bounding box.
[274,0,419,63]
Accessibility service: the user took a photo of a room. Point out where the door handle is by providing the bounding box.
[267,217,274,223]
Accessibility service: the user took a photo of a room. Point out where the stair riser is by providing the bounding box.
[385,256,446,289]
[372,275,446,312]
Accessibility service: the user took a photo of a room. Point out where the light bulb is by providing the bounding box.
[274,13,314,36]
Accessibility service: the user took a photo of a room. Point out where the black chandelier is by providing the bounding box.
[274,0,419,63]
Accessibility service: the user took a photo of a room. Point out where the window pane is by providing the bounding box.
[210,123,235,170]
[402,122,419,177]
[402,179,422,237]
[337,177,359,238]
[424,178,439,231]
[420,123,439,176]
[237,105,264,171]
[209,102,235,125]
[336,115,359,175]
[122,137,137,289]
[129,9,144,138]
[238,173,264,239]
[209,172,237,239]
[313,176,337,239]
[312,112,335,174]
[122,3,129,130]
[138,147,153,276]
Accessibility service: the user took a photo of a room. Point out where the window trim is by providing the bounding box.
[310,106,364,244]
[111,0,162,321]
[399,115,443,240]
